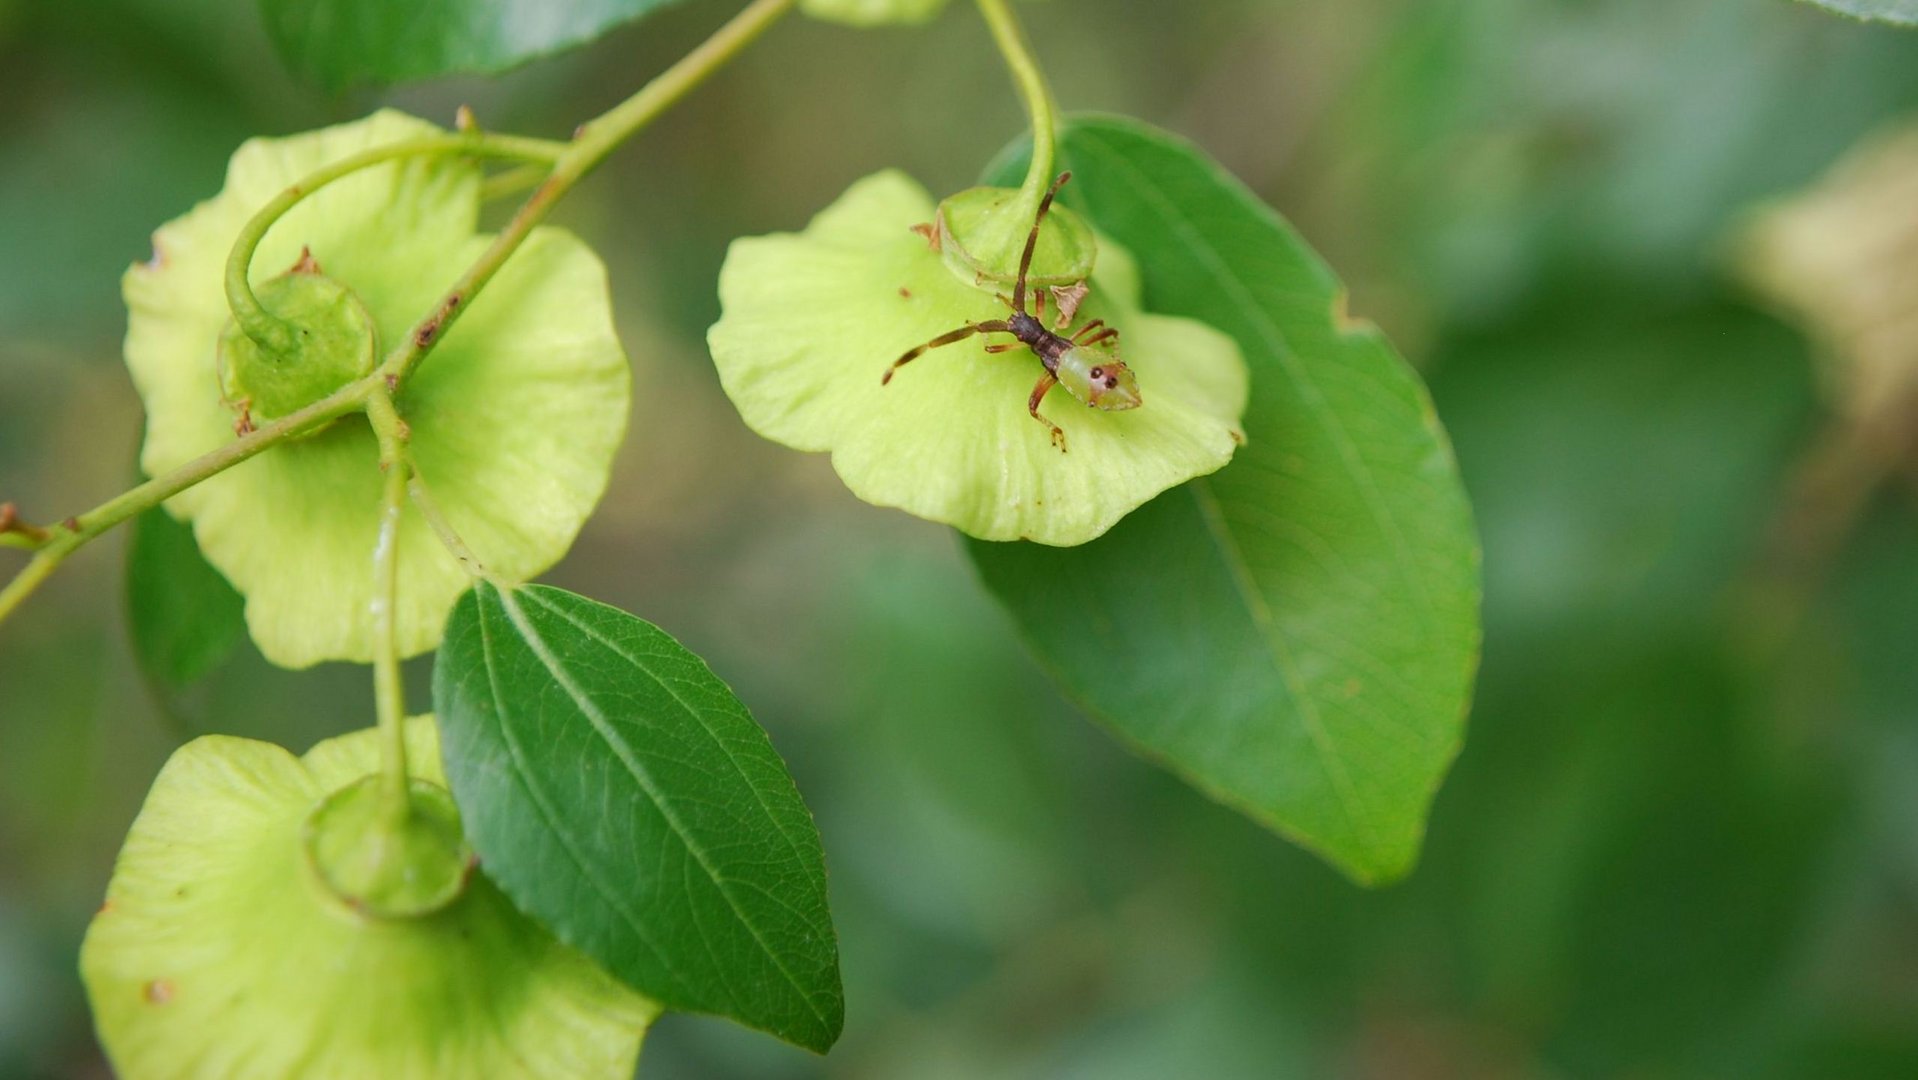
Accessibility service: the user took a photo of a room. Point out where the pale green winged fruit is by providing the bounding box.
[125,110,630,668]
[708,171,1248,546]
[800,0,949,26]
[82,717,659,1079]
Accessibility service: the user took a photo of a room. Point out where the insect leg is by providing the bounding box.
[1028,372,1067,453]
[883,320,1013,384]
[1012,172,1073,314]
[1070,319,1106,344]
[1077,328,1119,349]
[983,343,1019,354]
[1034,289,1048,321]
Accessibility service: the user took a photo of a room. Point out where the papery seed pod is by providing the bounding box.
[125,111,630,668]
[82,717,659,1079]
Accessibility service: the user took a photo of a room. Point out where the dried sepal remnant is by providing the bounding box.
[82,717,658,1080]
[708,170,1249,547]
[1049,282,1090,328]
[124,110,630,668]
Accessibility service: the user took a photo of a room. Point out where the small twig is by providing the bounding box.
[404,457,487,580]
[0,503,51,549]
[480,164,551,202]
[382,0,798,388]
[0,378,372,629]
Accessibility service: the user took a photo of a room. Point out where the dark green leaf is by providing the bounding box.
[432,582,843,1052]
[968,116,1481,885]
[124,508,245,689]
[1796,0,1918,26]
[257,0,691,89]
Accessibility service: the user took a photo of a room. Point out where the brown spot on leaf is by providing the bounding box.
[909,222,940,251]
[898,287,913,299]
[143,979,174,1005]
[286,246,321,276]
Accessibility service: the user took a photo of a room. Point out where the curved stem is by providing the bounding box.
[976,0,1058,210]
[0,378,372,629]
[383,0,798,386]
[2,0,799,634]
[368,391,412,821]
[225,133,567,355]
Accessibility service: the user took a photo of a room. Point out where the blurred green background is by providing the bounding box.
[4,0,1918,1075]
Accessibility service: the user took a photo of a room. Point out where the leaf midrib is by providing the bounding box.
[1070,127,1439,636]
[471,587,692,991]
[1072,128,1428,858]
[490,584,833,1039]
[520,587,823,903]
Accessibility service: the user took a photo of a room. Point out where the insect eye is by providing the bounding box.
[1090,367,1105,379]
[1106,377,1119,389]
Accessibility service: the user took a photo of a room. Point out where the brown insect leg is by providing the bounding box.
[984,343,1019,354]
[884,321,1012,384]
[1077,328,1119,349]
[1028,372,1067,453]
[1070,319,1106,344]
[1034,289,1047,320]
[1013,172,1073,313]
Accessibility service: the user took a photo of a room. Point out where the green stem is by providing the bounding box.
[383,0,798,386]
[405,458,487,580]
[0,379,372,628]
[368,391,412,821]
[479,163,551,202]
[225,133,567,356]
[976,0,1058,210]
[1,0,797,630]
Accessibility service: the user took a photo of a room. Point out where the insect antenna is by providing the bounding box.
[1012,172,1073,315]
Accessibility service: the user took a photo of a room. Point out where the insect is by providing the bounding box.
[882,172,1140,453]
